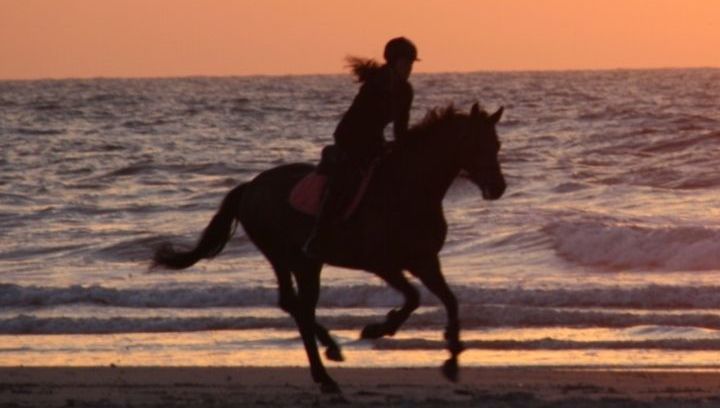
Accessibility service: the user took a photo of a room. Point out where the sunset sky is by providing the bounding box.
[1,0,718,80]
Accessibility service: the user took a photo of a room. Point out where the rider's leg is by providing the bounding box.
[303,158,360,258]
[303,180,343,258]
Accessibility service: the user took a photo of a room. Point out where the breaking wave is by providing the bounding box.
[7,305,720,334]
[546,221,720,271]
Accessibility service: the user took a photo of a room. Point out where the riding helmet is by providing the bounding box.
[383,37,420,63]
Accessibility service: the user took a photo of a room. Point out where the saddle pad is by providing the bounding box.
[289,170,374,220]
[289,172,327,216]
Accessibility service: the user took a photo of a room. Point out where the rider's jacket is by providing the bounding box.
[334,63,413,167]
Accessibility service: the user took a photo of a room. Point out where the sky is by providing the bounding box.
[1,0,719,80]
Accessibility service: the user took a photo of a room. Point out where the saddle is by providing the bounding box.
[290,147,376,220]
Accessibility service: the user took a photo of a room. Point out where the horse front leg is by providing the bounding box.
[361,269,420,339]
[408,257,464,382]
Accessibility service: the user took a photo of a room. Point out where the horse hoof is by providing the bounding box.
[325,346,345,362]
[441,358,459,382]
[320,380,342,394]
[360,324,386,339]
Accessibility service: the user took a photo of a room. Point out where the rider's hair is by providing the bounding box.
[345,56,382,83]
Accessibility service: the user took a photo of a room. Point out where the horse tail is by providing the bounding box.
[152,183,247,270]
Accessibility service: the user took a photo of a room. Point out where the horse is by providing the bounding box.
[152,102,506,393]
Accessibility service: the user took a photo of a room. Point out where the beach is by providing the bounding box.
[2,366,720,407]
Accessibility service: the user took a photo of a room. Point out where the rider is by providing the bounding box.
[304,37,419,258]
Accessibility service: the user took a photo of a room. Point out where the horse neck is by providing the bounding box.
[392,129,462,206]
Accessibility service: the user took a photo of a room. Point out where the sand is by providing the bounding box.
[1,366,720,407]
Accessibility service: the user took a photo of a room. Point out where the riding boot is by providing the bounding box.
[303,184,345,259]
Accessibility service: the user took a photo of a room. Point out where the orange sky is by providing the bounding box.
[1,0,718,79]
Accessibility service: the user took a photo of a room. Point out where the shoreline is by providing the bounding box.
[2,366,720,407]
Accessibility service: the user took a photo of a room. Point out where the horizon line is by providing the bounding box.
[1,65,717,82]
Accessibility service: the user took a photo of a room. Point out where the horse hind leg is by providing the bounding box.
[271,261,340,393]
[315,322,344,362]
[360,269,420,339]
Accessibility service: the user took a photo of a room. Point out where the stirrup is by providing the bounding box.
[303,233,328,258]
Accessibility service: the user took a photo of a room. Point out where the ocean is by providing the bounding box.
[1,69,720,369]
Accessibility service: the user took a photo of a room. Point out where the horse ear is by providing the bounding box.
[471,102,480,117]
[490,106,504,124]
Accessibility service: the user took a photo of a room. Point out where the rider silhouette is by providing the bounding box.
[304,37,419,258]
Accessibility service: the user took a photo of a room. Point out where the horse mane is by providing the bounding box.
[410,105,462,134]
[409,103,490,135]
[385,105,464,154]
[394,104,488,152]
[345,56,383,83]
[404,105,466,141]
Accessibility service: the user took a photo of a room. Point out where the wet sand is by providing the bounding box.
[2,366,720,407]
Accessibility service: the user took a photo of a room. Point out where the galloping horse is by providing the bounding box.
[153,103,506,393]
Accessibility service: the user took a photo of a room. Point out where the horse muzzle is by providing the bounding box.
[480,182,506,200]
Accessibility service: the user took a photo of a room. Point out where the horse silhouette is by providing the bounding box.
[153,103,506,393]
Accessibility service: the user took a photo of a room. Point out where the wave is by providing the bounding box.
[95,234,253,262]
[92,162,247,181]
[7,305,720,334]
[640,132,720,154]
[0,244,89,261]
[546,221,720,271]
[13,127,65,135]
[0,314,295,334]
[5,283,720,309]
[372,338,720,351]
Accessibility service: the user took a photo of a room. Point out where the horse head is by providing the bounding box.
[458,103,506,200]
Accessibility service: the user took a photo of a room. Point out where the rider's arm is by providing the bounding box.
[393,83,413,142]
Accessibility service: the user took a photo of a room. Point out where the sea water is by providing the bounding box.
[1,69,720,368]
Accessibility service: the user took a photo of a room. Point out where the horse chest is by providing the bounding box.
[368,209,446,252]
